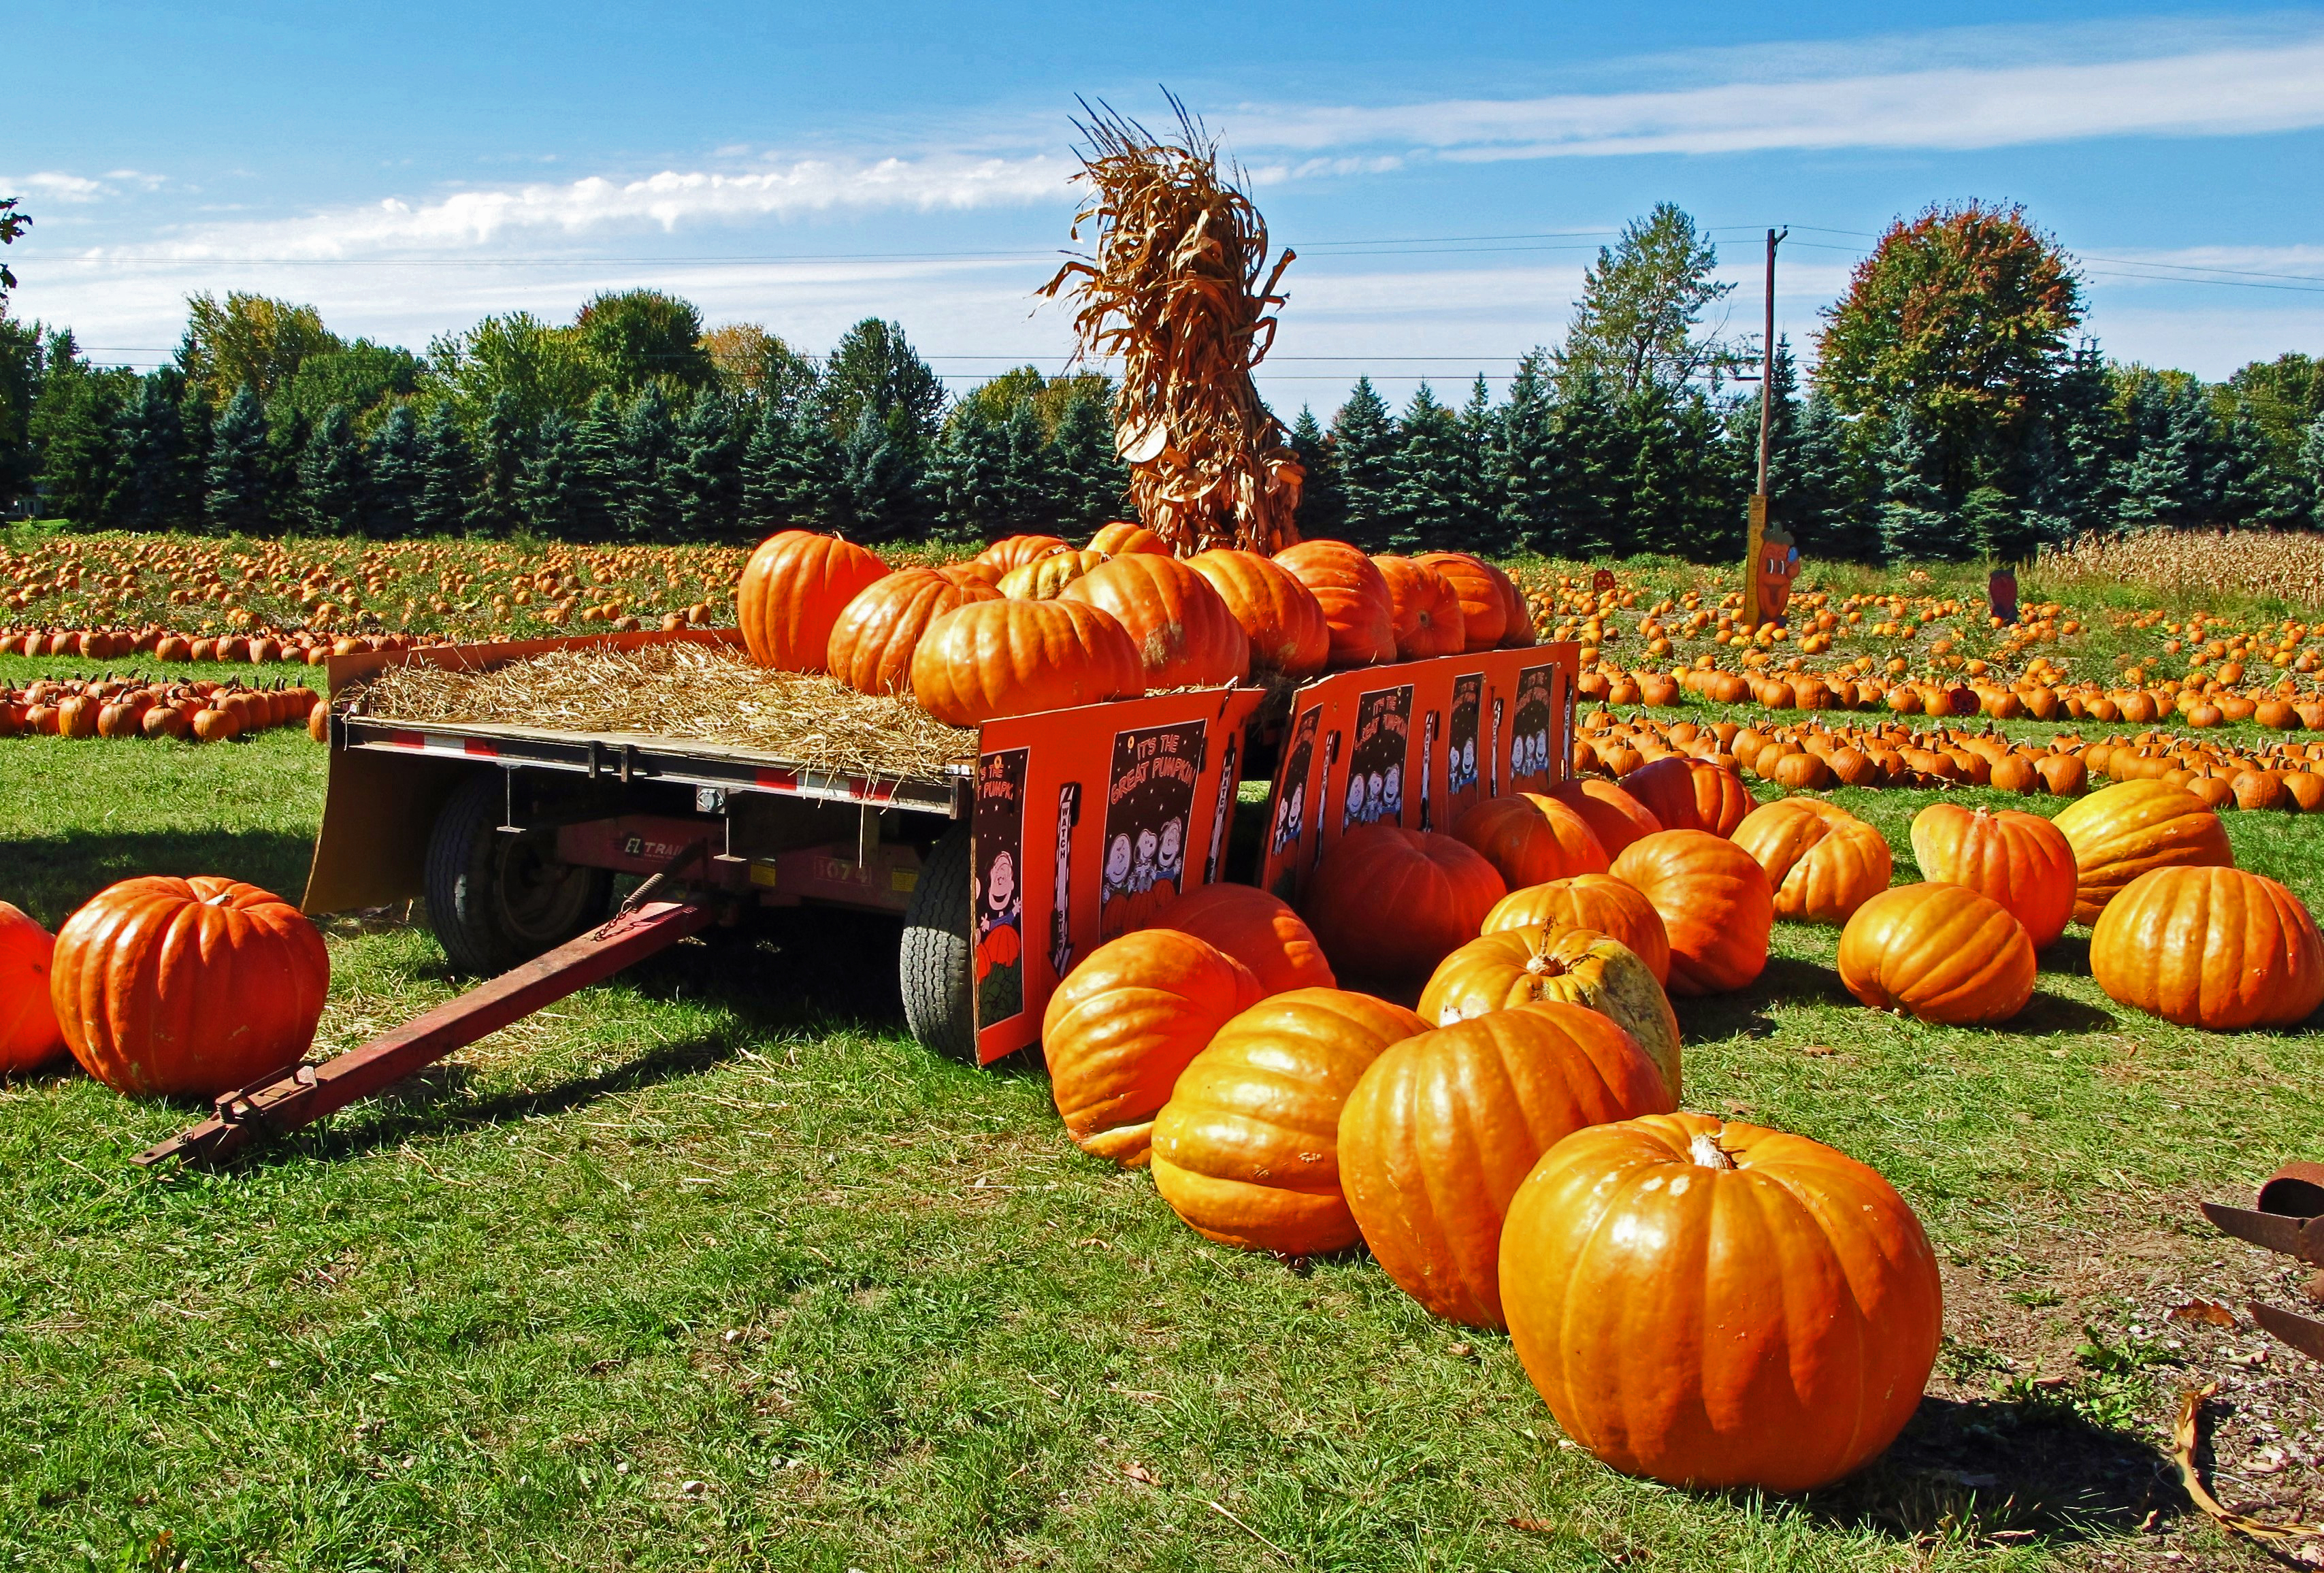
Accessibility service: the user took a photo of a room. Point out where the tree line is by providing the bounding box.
[3,200,2321,562]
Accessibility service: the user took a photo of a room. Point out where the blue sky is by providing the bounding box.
[7,1,2324,414]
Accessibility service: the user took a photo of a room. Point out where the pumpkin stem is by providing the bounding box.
[1688,1129,1737,1171]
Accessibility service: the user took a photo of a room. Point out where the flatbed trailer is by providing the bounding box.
[140,628,1577,1165]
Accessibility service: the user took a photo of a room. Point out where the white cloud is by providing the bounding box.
[2,172,112,203]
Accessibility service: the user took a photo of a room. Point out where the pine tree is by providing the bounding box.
[472,391,529,537]
[1386,384,1465,553]
[566,391,627,539]
[1494,353,1558,555]
[2302,412,2324,528]
[1452,376,1500,552]
[265,407,310,532]
[2215,405,2304,528]
[929,404,1009,543]
[110,368,197,532]
[2025,342,2119,538]
[204,384,274,534]
[521,410,583,534]
[740,401,844,532]
[2113,376,2214,529]
[1328,378,1398,551]
[298,404,367,534]
[1876,409,1956,561]
[1047,385,1129,534]
[666,390,745,542]
[1547,368,1629,557]
[1287,406,1346,542]
[364,402,422,539]
[29,334,135,526]
[836,404,924,542]
[1793,392,1882,562]
[616,384,681,542]
[414,403,478,535]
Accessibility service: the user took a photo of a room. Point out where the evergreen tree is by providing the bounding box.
[1287,406,1346,542]
[1875,409,1957,561]
[2026,342,2120,538]
[1328,378,1398,551]
[836,403,925,542]
[2302,412,2324,528]
[1546,368,1629,557]
[666,390,744,541]
[413,403,478,536]
[29,333,135,525]
[521,410,583,534]
[615,384,681,542]
[472,391,529,537]
[364,402,422,539]
[2112,376,2216,529]
[1047,385,1130,534]
[2216,405,2304,528]
[930,403,1013,543]
[1453,376,1501,551]
[1642,389,1741,562]
[566,390,627,539]
[816,319,946,453]
[204,384,274,534]
[1494,353,1559,555]
[299,404,366,535]
[740,400,845,532]
[110,368,197,532]
[1386,383,1466,552]
[0,314,44,513]
[1792,391,1882,562]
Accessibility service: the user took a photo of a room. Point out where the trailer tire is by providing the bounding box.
[423,771,612,977]
[900,821,978,1063]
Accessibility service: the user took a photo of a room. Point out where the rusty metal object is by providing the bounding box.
[135,895,719,1168]
[2201,1161,2324,1359]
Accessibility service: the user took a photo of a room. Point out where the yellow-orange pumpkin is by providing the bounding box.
[1273,540,1396,668]
[1185,549,1330,679]
[736,531,889,671]
[1,902,69,1075]
[1087,520,1169,556]
[1908,803,2076,950]
[1301,824,1506,982]
[2052,780,2233,924]
[1545,778,1663,859]
[1481,873,1671,986]
[1417,925,1680,1099]
[825,569,1000,696]
[2089,866,2324,1030]
[1144,882,1335,996]
[996,549,1108,600]
[1620,756,1751,838]
[1413,551,1513,652]
[1451,793,1609,889]
[1731,798,1893,924]
[1372,555,1466,660]
[1060,553,1251,689]
[909,598,1146,726]
[1607,830,1773,995]
[1837,882,2035,1025]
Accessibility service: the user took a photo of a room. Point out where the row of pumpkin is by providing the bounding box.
[0,626,449,666]
[1,676,327,742]
[736,524,1536,726]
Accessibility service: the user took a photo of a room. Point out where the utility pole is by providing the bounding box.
[1742,226,1786,631]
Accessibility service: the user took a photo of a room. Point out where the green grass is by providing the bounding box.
[5,649,2321,1570]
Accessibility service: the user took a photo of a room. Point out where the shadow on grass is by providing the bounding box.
[1803,1392,2178,1547]
[1675,955,1853,1041]
[10,828,317,928]
[1997,990,2118,1036]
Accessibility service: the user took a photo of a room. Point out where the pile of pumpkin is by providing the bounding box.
[734,521,1535,726]
[1575,707,2324,809]
[1,673,325,743]
[1028,758,2321,1491]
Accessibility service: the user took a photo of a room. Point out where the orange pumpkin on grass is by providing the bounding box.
[1837,883,2035,1026]
[1143,882,1335,996]
[2090,866,2324,1030]
[1338,1001,1673,1327]
[736,531,889,671]
[2052,780,2232,924]
[1607,830,1772,995]
[1,902,69,1075]
[1501,1112,1942,1491]
[1482,873,1670,986]
[1149,987,1428,1255]
[1039,930,1262,1167]
[1451,793,1609,889]
[1908,803,2076,950]
[1417,925,1680,1099]
[909,598,1145,726]
[1731,798,1893,924]
[1273,540,1396,668]
[1060,553,1251,689]
[1301,824,1505,982]
[825,568,1000,696]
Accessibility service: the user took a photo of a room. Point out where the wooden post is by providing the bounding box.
[1742,227,1786,632]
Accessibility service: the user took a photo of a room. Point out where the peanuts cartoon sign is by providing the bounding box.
[971,747,1028,1027]
[1098,721,1206,940]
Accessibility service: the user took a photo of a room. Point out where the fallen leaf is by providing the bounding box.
[1722,1099,1754,1117]
[2167,1299,2239,1329]
[1120,1461,1157,1486]
[1447,1342,1474,1359]
[1800,1044,1836,1058]
[1507,1518,1556,1534]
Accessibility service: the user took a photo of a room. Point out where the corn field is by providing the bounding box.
[2035,528,2324,610]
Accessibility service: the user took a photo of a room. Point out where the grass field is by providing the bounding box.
[5,617,2324,1569]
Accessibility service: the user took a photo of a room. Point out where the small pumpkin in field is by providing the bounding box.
[1731,798,1893,924]
[1149,987,1428,1256]
[1482,873,1670,986]
[736,531,890,672]
[1337,1001,1674,1327]
[2089,866,2324,1030]
[1060,553,1251,689]
[996,549,1108,601]
[1501,1113,1942,1491]
[910,598,1145,726]
[1145,883,1335,996]
[1620,756,1750,838]
[1608,830,1772,996]
[1372,555,1466,660]
[1301,824,1505,982]
[1412,551,1513,652]
[1451,793,1609,889]
[1909,803,2076,950]
[2052,780,2233,924]
[1545,778,1662,859]
[825,569,1001,696]
[1273,540,1396,668]
[0,902,69,1075]
[1185,549,1330,679]
[1418,925,1681,1100]
[1837,883,2035,1026]
[50,876,330,1098]
[1039,930,1262,1167]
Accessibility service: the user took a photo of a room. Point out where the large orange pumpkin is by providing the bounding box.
[1338,1001,1673,1327]
[2090,866,2324,1030]
[909,599,1145,726]
[736,531,890,671]
[1618,757,1749,838]
[2052,780,2233,924]
[1413,551,1512,652]
[1908,803,2076,950]
[1545,778,1662,859]
[1273,540,1396,668]
[1,901,69,1075]
[1501,1113,1942,1491]
[50,876,330,1098]
[1149,988,1427,1255]
[1372,555,1466,660]
[1185,549,1330,679]
[996,549,1108,601]
[1300,824,1506,982]
[975,534,1073,572]
[1481,873,1670,986]
[1145,882,1335,996]
[1417,925,1680,1099]
[1607,830,1772,996]
[1087,520,1169,556]
[1060,553,1251,689]
[1451,793,1609,889]
[1837,883,2035,1026]
[1731,798,1893,924]
[825,569,1000,696]
[1039,930,1262,1166]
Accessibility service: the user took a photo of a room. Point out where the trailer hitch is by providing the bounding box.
[2200,1162,2324,1361]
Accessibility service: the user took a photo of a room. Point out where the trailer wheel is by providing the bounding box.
[900,820,977,1063]
[423,771,612,976]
